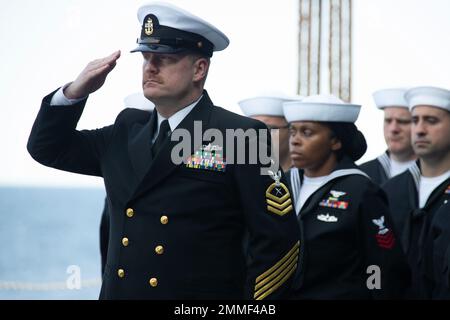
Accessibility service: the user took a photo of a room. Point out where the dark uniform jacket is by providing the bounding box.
[27,89,301,300]
[100,198,109,275]
[383,163,450,299]
[287,157,410,299]
[359,151,391,186]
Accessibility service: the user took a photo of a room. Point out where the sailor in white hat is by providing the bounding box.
[382,86,450,299]
[239,94,302,172]
[359,88,416,185]
[283,94,410,299]
[28,1,301,300]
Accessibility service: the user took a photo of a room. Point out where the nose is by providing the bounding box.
[289,133,301,147]
[143,54,159,74]
[413,119,427,137]
[389,120,400,134]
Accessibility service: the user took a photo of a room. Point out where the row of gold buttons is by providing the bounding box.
[116,209,169,287]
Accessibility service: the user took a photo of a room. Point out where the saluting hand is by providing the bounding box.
[64,50,121,100]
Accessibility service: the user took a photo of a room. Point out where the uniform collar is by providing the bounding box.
[407,161,450,209]
[377,150,391,178]
[292,156,369,214]
[154,94,203,139]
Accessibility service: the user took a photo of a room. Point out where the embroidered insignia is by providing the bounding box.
[372,216,395,249]
[330,190,346,198]
[254,241,299,300]
[319,190,349,210]
[185,144,226,172]
[445,185,450,194]
[144,17,154,35]
[317,213,338,223]
[265,170,293,216]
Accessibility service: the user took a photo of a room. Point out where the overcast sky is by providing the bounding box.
[1,0,449,187]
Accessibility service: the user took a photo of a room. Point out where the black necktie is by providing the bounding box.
[151,120,170,156]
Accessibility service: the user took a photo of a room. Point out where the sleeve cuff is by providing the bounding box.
[50,83,87,106]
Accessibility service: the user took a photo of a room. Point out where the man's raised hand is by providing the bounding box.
[64,50,121,100]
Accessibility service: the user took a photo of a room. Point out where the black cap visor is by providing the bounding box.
[130,43,188,54]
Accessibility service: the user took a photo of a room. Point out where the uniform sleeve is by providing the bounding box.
[27,88,114,177]
[233,122,301,300]
[358,184,412,299]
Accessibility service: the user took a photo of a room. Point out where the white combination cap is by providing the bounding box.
[405,86,450,112]
[283,94,361,123]
[124,93,155,111]
[372,88,409,109]
[131,1,229,57]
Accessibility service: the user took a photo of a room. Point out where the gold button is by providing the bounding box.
[149,277,158,287]
[155,245,164,255]
[117,269,125,278]
[126,208,134,218]
[122,237,129,247]
[160,215,168,225]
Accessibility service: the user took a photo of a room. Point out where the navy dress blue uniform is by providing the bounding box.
[99,94,154,275]
[383,163,450,298]
[27,89,301,299]
[359,151,391,186]
[287,157,410,299]
[27,2,300,300]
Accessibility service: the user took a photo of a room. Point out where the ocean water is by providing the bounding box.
[0,186,106,300]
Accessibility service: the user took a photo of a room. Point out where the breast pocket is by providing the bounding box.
[178,166,227,184]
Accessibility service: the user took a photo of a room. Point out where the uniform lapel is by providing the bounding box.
[402,167,422,253]
[128,110,156,180]
[130,91,214,201]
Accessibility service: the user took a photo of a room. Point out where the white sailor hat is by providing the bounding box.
[131,2,229,57]
[124,93,155,111]
[283,94,361,123]
[239,94,303,117]
[405,86,450,112]
[372,88,409,109]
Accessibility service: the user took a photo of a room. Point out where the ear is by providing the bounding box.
[330,136,342,152]
[192,57,209,83]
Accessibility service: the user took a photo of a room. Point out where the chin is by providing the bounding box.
[412,147,430,157]
[292,159,309,169]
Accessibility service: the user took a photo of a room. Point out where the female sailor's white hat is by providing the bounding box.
[283,94,361,123]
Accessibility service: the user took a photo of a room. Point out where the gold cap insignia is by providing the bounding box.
[144,17,154,36]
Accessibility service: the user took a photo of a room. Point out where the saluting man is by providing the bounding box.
[383,86,450,299]
[360,88,416,185]
[27,2,300,299]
